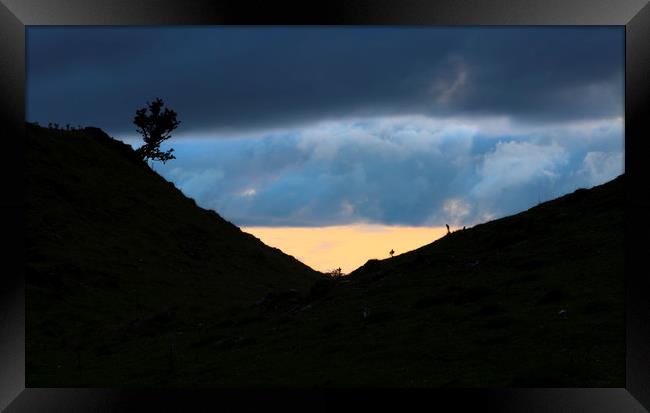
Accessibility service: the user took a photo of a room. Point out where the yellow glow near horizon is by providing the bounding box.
[242,224,453,274]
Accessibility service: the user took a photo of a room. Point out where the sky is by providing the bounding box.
[27,27,625,273]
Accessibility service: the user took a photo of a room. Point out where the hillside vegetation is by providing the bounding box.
[27,123,624,387]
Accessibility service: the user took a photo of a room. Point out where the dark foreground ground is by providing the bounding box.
[26,123,624,387]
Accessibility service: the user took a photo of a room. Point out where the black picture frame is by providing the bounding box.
[1,1,649,411]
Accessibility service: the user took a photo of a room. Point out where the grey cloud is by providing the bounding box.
[27,26,624,228]
[156,117,623,227]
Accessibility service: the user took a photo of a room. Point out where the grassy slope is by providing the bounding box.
[178,175,623,388]
[27,124,624,387]
[26,124,322,386]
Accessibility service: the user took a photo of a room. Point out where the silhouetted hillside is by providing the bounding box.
[351,174,624,281]
[26,123,321,385]
[27,123,623,387]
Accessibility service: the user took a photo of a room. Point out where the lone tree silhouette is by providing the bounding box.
[133,98,180,164]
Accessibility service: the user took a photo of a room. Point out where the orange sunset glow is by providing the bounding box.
[243,224,453,274]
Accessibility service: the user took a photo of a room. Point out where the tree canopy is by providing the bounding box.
[134,98,180,164]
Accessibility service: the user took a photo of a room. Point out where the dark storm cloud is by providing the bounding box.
[27,27,623,137]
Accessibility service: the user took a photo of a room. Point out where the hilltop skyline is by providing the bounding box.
[27,27,624,271]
